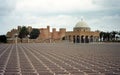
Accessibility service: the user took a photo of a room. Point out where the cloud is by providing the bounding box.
[15,0,99,16]
[0,0,120,35]
[0,0,16,34]
[93,0,120,9]
[0,0,16,16]
[88,15,120,31]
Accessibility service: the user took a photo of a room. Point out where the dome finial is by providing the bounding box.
[81,16,84,21]
[75,17,89,28]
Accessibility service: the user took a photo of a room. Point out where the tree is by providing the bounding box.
[100,32,106,41]
[106,32,110,41]
[111,31,117,40]
[0,35,7,43]
[30,29,40,39]
[100,32,104,41]
[119,31,120,35]
[18,26,29,42]
[100,32,111,41]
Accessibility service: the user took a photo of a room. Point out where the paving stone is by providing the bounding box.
[4,72,21,75]
[0,43,120,75]
[22,72,38,75]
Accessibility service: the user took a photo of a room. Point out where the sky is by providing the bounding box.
[0,0,120,35]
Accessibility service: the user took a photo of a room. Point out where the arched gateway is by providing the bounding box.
[65,19,100,43]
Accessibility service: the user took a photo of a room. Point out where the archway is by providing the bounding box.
[62,36,65,40]
[69,35,71,42]
[81,35,84,43]
[73,35,76,43]
[85,36,89,43]
[90,35,93,42]
[77,35,80,43]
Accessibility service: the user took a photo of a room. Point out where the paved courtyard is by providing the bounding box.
[0,43,120,75]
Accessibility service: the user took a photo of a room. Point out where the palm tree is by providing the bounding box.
[111,31,117,40]
[100,32,105,41]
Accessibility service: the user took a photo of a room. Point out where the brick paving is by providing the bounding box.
[0,43,120,75]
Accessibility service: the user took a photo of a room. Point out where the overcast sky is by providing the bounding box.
[0,0,120,35]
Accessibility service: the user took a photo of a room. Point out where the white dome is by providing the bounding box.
[75,20,89,28]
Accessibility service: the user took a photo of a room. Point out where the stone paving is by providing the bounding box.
[0,43,120,75]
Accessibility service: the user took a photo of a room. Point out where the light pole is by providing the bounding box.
[49,36,51,43]
[27,35,30,43]
[15,33,18,44]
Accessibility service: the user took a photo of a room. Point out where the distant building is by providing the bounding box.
[65,19,100,43]
[36,26,66,43]
[6,19,100,43]
[6,29,18,38]
[6,26,33,43]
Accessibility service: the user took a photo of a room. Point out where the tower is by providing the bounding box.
[18,26,21,32]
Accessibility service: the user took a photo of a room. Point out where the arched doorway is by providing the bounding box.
[85,36,89,43]
[69,35,71,42]
[90,35,93,42]
[81,35,84,43]
[73,35,76,43]
[77,35,80,43]
[62,36,65,40]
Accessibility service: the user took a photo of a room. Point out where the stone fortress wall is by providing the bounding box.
[6,25,66,43]
[36,26,66,43]
[6,19,100,43]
